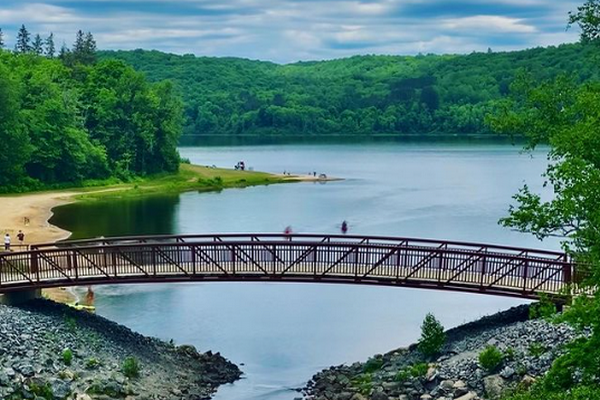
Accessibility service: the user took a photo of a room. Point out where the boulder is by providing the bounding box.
[455,392,478,400]
[483,375,505,400]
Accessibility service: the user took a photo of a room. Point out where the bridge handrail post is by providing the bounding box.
[191,245,197,275]
[73,250,79,281]
[480,250,487,288]
[522,259,529,293]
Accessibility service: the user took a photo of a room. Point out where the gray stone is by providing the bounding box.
[483,375,505,400]
[50,379,72,399]
[371,392,389,400]
[350,394,368,400]
[455,392,478,400]
[500,367,515,379]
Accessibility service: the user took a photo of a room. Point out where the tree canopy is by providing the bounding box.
[100,43,598,138]
[0,27,183,193]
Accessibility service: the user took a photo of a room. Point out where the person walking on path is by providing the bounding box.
[341,221,348,234]
[4,233,11,251]
[17,230,24,246]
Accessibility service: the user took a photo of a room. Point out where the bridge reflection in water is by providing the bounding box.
[0,234,579,300]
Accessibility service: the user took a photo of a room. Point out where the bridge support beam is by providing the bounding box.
[0,289,42,305]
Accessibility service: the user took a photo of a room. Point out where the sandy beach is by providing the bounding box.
[0,172,339,303]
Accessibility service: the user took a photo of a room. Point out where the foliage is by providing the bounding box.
[122,356,140,378]
[479,345,504,373]
[505,384,600,400]
[363,355,384,373]
[351,373,373,396]
[86,357,100,369]
[418,313,446,357]
[527,342,547,358]
[529,294,558,320]
[492,3,600,399]
[98,43,598,138]
[504,347,516,361]
[0,28,183,193]
[62,348,73,365]
[29,381,53,400]
[394,363,428,382]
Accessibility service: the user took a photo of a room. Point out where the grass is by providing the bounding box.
[73,164,296,201]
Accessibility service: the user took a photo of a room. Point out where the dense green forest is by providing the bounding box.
[100,44,597,137]
[0,27,182,192]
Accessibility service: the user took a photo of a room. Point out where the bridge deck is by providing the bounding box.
[0,234,578,300]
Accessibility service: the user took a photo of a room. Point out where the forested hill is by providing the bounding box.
[100,44,596,137]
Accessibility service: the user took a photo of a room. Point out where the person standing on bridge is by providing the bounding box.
[4,233,11,251]
[341,221,348,235]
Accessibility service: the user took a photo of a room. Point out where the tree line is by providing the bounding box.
[0,26,183,193]
[101,43,598,137]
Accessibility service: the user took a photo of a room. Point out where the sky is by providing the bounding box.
[0,0,584,63]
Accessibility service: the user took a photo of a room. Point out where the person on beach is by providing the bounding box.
[341,221,348,234]
[17,230,24,246]
[4,233,11,251]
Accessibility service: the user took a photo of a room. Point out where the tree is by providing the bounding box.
[488,1,600,395]
[45,33,55,58]
[14,25,31,53]
[418,313,446,358]
[569,0,600,43]
[83,32,97,64]
[32,34,44,55]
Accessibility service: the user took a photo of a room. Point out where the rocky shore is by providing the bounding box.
[0,299,241,400]
[303,305,579,400]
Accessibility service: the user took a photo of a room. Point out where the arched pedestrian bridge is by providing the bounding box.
[0,234,579,300]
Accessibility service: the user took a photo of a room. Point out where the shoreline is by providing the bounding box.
[0,166,339,302]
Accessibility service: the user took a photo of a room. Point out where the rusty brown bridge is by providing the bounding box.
[0,234,579,301]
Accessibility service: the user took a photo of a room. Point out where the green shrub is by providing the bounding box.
[395,369,411,382]
[29,381,53,399]
[529,294,557,320]
[409,363,429,378]
[418,313,446,357]
[504,347,516,361]
[86,358,100,369]
[351,373,373,396]
[122,356,140,378]
[363,356,384,373]
[528,342,547,357]
[62,348,73,365]
[479,345,503,372]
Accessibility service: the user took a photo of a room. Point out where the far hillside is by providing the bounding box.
[100,44,596,138]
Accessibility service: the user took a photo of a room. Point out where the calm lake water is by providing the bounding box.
[51,143,558,400]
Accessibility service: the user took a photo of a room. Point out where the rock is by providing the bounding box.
[420,395,432,400]
[350,394,368,400]
[75,394,92,400]
[426,367,438,382]
[520,375,536,390]
[453,380,466,389]
[500,367,515,379]
[455,392,478,400]
[50,379,72,399]
[483,375,505,400]
[398,396,409,400]
[371,392,389,400]
[439,380,454,392]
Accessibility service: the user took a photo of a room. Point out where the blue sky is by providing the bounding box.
[0,0,583,63]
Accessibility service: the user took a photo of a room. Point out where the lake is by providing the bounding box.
[50,143,557,400]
